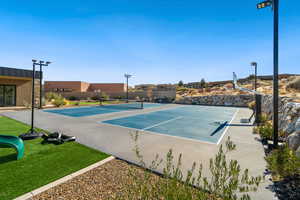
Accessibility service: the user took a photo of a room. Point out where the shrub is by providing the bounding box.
[100,92,109,100]
[74,101,80,106]
[257,121,273,140]
[178,80,184,87]
[91,95,100,101]
[52,97,66,107]
[45,92,60,101]
[258,114,269,125]
[68,96,78,101]
[115,96,124,100]
[265,145,300,179]
[23,100,31,109]
[121,132,263,200]
[248,101,255,110]
[92,92,109,101]
[177,87,189,93]
[287,76,300,91]
[200,78,207,88]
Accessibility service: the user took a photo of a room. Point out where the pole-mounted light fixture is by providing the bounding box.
[257,0,272,9]
[19,59,51,140]
[124,74,133,103]
[250,62,258,91]
[257,0,279,148]
[37,60,52,109]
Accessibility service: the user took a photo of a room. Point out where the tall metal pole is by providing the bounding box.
[254,64,257,91]
[31,63,35,133]
[251,62,258,91]
[39,64,43,109]
[126,76,129,103]
[273,0,279,148]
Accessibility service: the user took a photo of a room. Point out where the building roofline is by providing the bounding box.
[0,66,42,79]
[89,83,125,84]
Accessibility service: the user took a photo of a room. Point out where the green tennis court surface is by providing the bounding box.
[44,103,162,117]
[102,106,238,143]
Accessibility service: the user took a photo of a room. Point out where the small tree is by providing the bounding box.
[178,80,184,87]
[200,78,206,88]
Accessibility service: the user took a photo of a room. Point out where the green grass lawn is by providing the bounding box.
[0,116,109,200]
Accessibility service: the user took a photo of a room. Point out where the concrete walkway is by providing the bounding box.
[2,104,276,199]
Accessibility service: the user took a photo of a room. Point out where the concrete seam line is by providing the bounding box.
[14,156,115,200]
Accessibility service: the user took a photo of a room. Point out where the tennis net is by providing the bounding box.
[99,99,144,110]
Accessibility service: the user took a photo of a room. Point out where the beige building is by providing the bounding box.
[0,66,41,107]
[44,81,126,94]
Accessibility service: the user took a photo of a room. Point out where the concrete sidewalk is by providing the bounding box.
[2,104,276,199]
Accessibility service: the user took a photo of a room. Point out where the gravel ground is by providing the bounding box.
[30,159,154,200]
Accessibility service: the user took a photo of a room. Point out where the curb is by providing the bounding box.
[14,156,115,200]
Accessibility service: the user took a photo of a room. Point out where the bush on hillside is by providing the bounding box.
[287,76,300,91]
[178,80,184,87]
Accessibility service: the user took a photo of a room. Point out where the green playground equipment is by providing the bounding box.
[0,135,25,160]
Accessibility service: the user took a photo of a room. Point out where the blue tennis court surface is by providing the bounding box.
[44,103,162,117]
[102,106,238,143]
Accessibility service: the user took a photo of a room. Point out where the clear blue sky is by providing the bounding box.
[0,0,299,85]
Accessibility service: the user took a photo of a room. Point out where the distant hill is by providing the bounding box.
[183,74,300,89]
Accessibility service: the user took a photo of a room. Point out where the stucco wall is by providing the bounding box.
[88,83,126,93]
[44,81,84,92]
[0,77,40,106]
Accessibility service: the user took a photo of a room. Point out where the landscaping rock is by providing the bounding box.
[31,159,162,200]
[287,132,300,151]
[295,117,300,133]
[175,94,254,107]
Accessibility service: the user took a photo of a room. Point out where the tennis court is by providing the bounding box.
[102,105,238,144]
[44,102,162,117]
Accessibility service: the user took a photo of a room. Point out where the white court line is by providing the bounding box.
[216,108,239,145]
[142,116,184,130]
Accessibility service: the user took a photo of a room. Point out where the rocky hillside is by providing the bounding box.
[177,75,300,103]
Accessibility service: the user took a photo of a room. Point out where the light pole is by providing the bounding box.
[257,0,279,148]
[250,62,258,91]
[19,59,50,140]
[124,74,132,103]
[38,61,51,109]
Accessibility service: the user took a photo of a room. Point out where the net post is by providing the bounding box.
[255,94,262,124]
